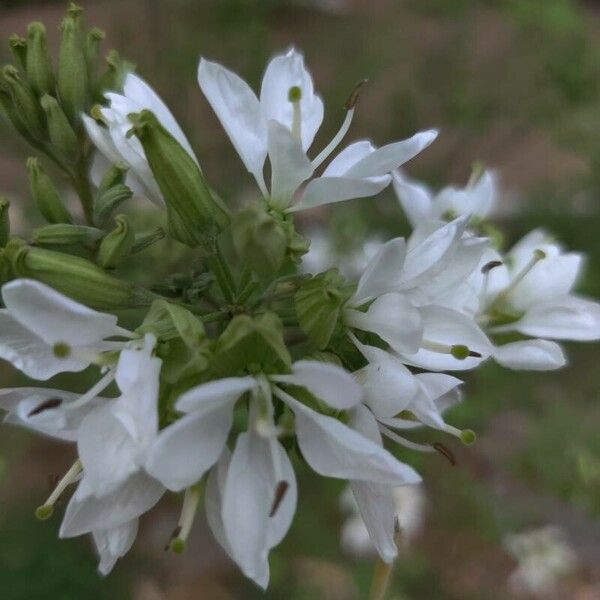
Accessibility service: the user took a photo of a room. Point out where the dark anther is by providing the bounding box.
[468,350,482,358]
[28,397,63,417]
[433,442,456,466]
[481,260,503,274]
[344,79,368,110]
[164,525,182,551]
[269,481,290,517]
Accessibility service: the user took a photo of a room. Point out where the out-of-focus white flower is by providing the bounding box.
[504,526,578,598]
[84,73,197,205]
[393,169,497,226]
[0,279,132,380]
[198,49,436,210]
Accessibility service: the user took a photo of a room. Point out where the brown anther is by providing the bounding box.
[164,525,181,551]
[468,350,482,358]
[344,79,368,110]
[269,481,290,517]
[433,442,456,466]
[481,260,503,274]
[28,397,62,417]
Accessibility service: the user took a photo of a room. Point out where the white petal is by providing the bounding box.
[291,175,390,212]
[222,431,296,589]
[346,293,423,355]
[514,295,600,341]
[2,279,123,346]
[272,360,363,410]
[205,448,233,556]
[82,115,122,166]
[123,73,197,161]
[0,311,86,379]
[0,387,103,441]
[146,399,235,491]
[260,48,324,151]
[345,130,438,179]
[60,472,164,537]
[354,345,418,419]
[392,171,432,227]
[322,141,377,176]
[78,405,140,496]
[493,339,566,371]
[93,520,138,576]
[175,376,256,413]
[282,394,421,485]
[415,372,463,401]
[198,58,267,181]
[398,305,492,371]
[268,120,313,207]
[353,237,407,304]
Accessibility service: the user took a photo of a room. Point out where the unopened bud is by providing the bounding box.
[27,157,72,224]
[0,197,10,247]
[26,22,55,95]
[129,110,217,248]
[40,94,79,160]
[131,226,165,254]
[58,7,88,124]
[85,28,105,78]
[32,223,102,247]
[4,238,153,310]
[97,214,134,268]
[1,65,46,140]
[8,35,27,71]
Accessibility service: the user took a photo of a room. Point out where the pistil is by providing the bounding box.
[35,459,82,520]
[168,485,201,553]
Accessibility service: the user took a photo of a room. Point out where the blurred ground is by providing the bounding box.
[1,1,600,599]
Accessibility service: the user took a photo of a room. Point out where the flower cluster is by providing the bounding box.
[0,5,598,588]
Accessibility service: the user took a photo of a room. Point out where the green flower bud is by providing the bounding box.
[1,65,46,140]
[0,87,38,148]
[26,22,55,95]
[40,94,79,160]
[129,110,217,248]
[8,35,27,71]
[32,223,102,247]
[4,238,153,310]
[0,197,10,247]
[58,6,88,124]
[93,163,132,225]
[97,161,128,195]
[131,226,165,254]
[295,269,348,350]
[27,157,72,224]
[85,28,105,79]
[232,203,287,279]
[97,214,134,268]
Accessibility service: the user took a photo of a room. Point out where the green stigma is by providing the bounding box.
[35,504,54,520]
[288,85,302,102]
[460,429,476,445]
[451,345,470,360]
[169,537,185,554]
[53,342,71,358]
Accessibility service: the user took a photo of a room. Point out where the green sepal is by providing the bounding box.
[26,22,55,95]
[8,35,27,71]
[95,50,134,98]
[138,300,206,348]
[97,214,134,268]
[232,203,287,279]
[40,94,79,161]
[213,311,291,376]
[32,223,103,247]
[294,269,348,350]
[26,157,73,224]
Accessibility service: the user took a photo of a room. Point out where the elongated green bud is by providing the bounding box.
[85,28,105,79]
[97,214,134,268]
[97,161,127,195]
[58,6,88,124]
[27,157,72,224]
[0,197,10,247]
[129,110,216,248]
[32,223,102,247]
[26,23,55,95]
[131,227,165,254]
[4,238,152,310]
[94,164,132,226]
[8,35,27,71]
[40,95,79,160]
[0,87,38,148]
[1,65,46,140]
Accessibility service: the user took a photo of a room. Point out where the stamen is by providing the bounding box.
[433,442,456,466]
[35,459,82,520]
[62,368,116,411]
[311,80,367,170]
[288,85,302,141]
[490,249,546,307]
[269,480,289,517]
[28,397,62,417]
[168,486,201,553]
[421,340,481,359]
[379,424,436,453]
[481,260,503,274]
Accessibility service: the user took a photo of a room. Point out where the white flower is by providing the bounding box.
[393,169,496,226]
[146,359,419,588]
[504,526,578,598]
[0,279,132,380]
[84,73,197,205]
[94,521,139,576]
[198,49,436,210]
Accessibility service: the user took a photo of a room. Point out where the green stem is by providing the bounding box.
[71,158,94,225]
[208,245,236,303]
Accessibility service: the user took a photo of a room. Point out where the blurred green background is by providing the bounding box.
[1,0,600,598]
